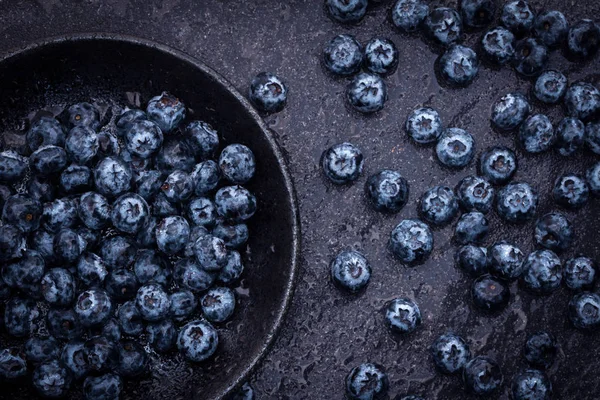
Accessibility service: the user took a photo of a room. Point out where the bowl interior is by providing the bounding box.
[0,35,298,400]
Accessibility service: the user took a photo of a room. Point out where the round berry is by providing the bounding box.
[435,128,475,168]
[177,320,219,362]
[105,269,139,301]
[133,249,171,286]
[84,373,122,400]
[173,257,216,293]
[534,10,568,48]
[430,333,470,374]
[479,146,517,185]
[147,320,177,353]
[215,186,257,222]
[496,182,538,223]
[520,114,555,153]
[53,228,87,264]
[111,192,149,234]
[323,34,363,76]
[391,0,429,33]
[481,27,515,65]
[100,236,137,269]
[491,92,530,131]
[454,211,488,244]
[513,38,548,77]
[185,121,219,160]
[455,245,488,277]
[146,92,186,134]
[117,300,144,336]
[365,170,409,213]
[170,290,197,321]
[418,185,459,226]
[0,150,28,183]
[322,143,364,185]
[569,292,600,330]
[25,336,60,364]
[556,117,585,156]
[463,356,503,395]
[455,175,495,213]
[459,0,496,29]
[77,252,108,287]
[94,157,132,198]
[587,162,600,196]
[564,82,600,122]
[65,126,98,164]
[585,121,600,155]
[156,137,196,173]
[564,256,596,291]
[41,268,75,306]
[218,250,245,285]
[325,0,367,24]
[193,234,228,271]
[385,297,421,334]
[488,242,526,281]
[346,72,387,114]
[534,212,573,252]
[30,145,68,175]
[219,144,256,185]
[116,341,148,378]
[0,224,26,262]
[524,331,557,369]
[74,289,113,327]
[568,19,600,59]
[389,219,433,265]
[5,298,40,337]
[553,173,589,209]
[32,360,72,398]
[405,107,443,145]
[191,160,221,196]
[201,287,235,323]
[125,119,163,159]
[511,369,552,400]
[534,70,567,104]
[248,72,287,113]
[41,197,78,233]
[345,363,389,400]
[0,348,27,380]
[438,45,479,86]
[156,215,191,255]
[364,37,398,75]
[27,116,65,152]
[472,275,510,311]
[47,309,82,340]
[136,283,171,322]
[330,250,371,293]
[522,250,563,294]
[2,194,42,233]
[424,7,463,46]
[501,1,535,35]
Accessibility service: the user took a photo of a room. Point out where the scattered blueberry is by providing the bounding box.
[481,27,516,65]
[534,70,568,104]
[133,249,171,286]
[479,146,517,185]
[201,287,235,323]
[146,92,186,134]
[455,175,495,214]
[391,0,429,33]
[389,219,433,265]
[83,373,122,400]
[162,170,194,203]
[455,245,489,277]
[513,38,548,77]
[496,182,538,223]
[364,37,398,75]
[346,72,387,114]
[534,212,573,252]
[463,356,503,395]
[248,72,288,113]
[177,320,219,362]
[330,250,371,293]
[136,283,171,322]
[78,191,111,230]
[438,45,479,86]
[511,369,553,400]
[567,19,600,59]
[384,297,421,334]
[74,289,113,327]
[424,7,463,47]
[459,0,496,29]
[472,275,510,311]
[325,0,367,24]
[435,128,475,168]
[564,256,596,291]
[41,197,78,233]
[501,1,535,35]
[32,360,72,398]
[115,109,147,137]
[586,163,600,196]
[219,144,256,185]
[215,186,257,222]
[522,250,563,294]
[146,320,177,353]
[185,121,219,160]
[323,34,363,77]
[552,173,589,209]
[60,164,92,193]
[321,142,364,184]
[454,211,488,244]
[67,102,100,130]
[491,92,530,131]
[27,116,65,152]
[569,292,600,330]
[556,117,585,156]
[365,170,409,213]
[430,333,471,374]
[564,82,600,122]
[345,363,389,400]
[524,331,557,369]
[405,107,443,145]
[418,185,459,226]
[534,10,568,48]
[155,216,190,255]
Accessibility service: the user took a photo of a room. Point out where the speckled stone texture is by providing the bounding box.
[1,1,600,399]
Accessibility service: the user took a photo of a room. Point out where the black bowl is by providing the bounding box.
[0,34,300,400]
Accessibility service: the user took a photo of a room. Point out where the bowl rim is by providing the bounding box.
[0,32,301,400]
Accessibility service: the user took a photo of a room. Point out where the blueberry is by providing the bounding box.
[146,320,177,353]
[53,228,87,263]
[424,7,463,46]
[94,156,132,198]
[75,289,113,327]
[586,121,600,155]
[77,191,110,230]
[534,70,567,104]
[155,137,197,174]
[136,283,171,322]
[564,256,596,291]
[418,185,459,226]
[0,348,27,380]
[3,250,45,292]
[389,219,433,265]
[230,383,255,400]
[568,19,600,59]
[496,182,538,223]
[501,1,535,35]
[455,176,494,215]
[67,102,100,130]
[193,233,228,272]
[479,146,517,185]
[384,297,421,334]
[135,217,158,248]
[60,164,92,193]
[0,223,26,262]
[455,245,489,277]
[111,192,149,234]
[248,72,288,113]
[511,369,552,400]
[115,109,147,137]
[61,340,90,379]
[41,197,78,233]
[65,126,99,164]
[132,250,169,286]
[325,0,367,24]
[454,211,488,244]
[463,356,503,395]
[134,171,162,201]
[215,186,257,222]
[100,236,137,269]
[27,116,65,151]
[364,37,398,75]
[177,320,219,362]
[321,142,364,184]
[47,308,83,340]
[489,244,527,283]
[170,290,197,321]
[586,162,600,197]
[0,150,28,182]
[2,194,42,232]
[430,333,470,374]
[330,250,371,293]
[491,92,530,131]
[391,0,429,33]
[346,73,387,114]
[32,360,72,398]
[459,0,496,29]
[553,173,589,209]
[345,363,388,400]
[83,373,122,400]
[83,336,117,372]
[96,131,121,159]
[173,257,216,292]
[513,38,548,77]
[534,212,573,252]
[116,300,144,336]
[5,298,40,337]
[185,121,219,160]
[116,340,148,377]
[365,170,409,213]
[146,92,186,134]
[77,252,108,287]
[481,27,516,65]
[77,226,99,249]
[154,215,190,255]
[185,198,215,227]
[123,119,163,159]
[25,337,60,364]
[99,318,121,342]
[161,170,193,202]
[152,192,181,218]
[105,269,139,302]
[556,117,585,156]
[218,250,244,285]
[534,11,568,48]
[564,82,600,122]
[435,128,475,168]
[191,160,221,196]
[472,275,510,311]
[405,107,443,145]
[438,45,479,86]
[569,292,600,330]
[201,287,235,323]
[30,229,55,264]
[185,225,210,257]
[119,148,152,177]
[524,331,557,369]
[522,250,562,294]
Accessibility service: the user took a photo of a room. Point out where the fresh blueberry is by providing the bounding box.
[248,72,288,113]
[513,38,548,77]
[586,121,600,155]
[522,250,563,294]
[472,275,510,311]
[569,292,600,330]
[534,70,567,104]
[136,216,158,249]
[77,252,108,287]
[116,341,148,378]
[534,10,569,48]
[77,226,100,249]
[5,298,40,337]
[146,92,186,134]
[511,369,552,400]
[218,250,244,285]
[27,116,65,151]
[135,170,162,201]
[75,289,113,327]
[218,144,256,186]
[553,173,589,209]
[117,300,144,336]
[83,336,117,372]
[25,337,60,364]
[0,348,28,380]
[146,320,177,353]
[564,256,596,291]
[41,197,78,233]
[156,137,197,174]
[534,212,573,252]
[185,121,219,160]
[365,170,409,213]
[65,126,99,164]
[229,383,255,400]
[47,308,83,340]
[501,1,535,35]
[83,373,122,400]
[78,191,111,230]
[173,257,216,293]
[479,146,517,185]
[119,148,152,177]
[430,333,470,374]
[568,19,600,59]
[481,27,515,65]
[556,117,585,156]
[3,249,45,292]
[330,250,371,293]
[524,331,557,369]
[424,7,463,46]
[321,142,364,184]
[61,340,90,379]
[136,283,171,322]
[454,211,488,244]
[67,102,100,130]
[170,290,197,321]
[435,128,475,168]
[405,107,443,144]
[32,360,72,398]
[161,170,193,202]
[389,219,433,265]
[391,0,429,33]
[185,226,210,257]
[155,215,190,255]
[115,109,147,138]
[94,156,132,198]
[438,45,479,86]
[2,194,42,232]
[100,235,137,269]
[100,318,121,342]
[177,320,219,362]
[364,37,398,75]
[0,223,26,262]
[564,82,600,122]
[96,129,120,156]
[105,269,138,301]
[345,363,388,400]
[193,233,228,271]
[191,160,221,196]
[215,186,257,222]
[186,197,216,227]
[0,150,28,182]
[201,287,235,323]
[53,228,87,263]
[152,192,181,218]
[385,297,421,334]
[325,0,367,24]
[418,185,459,226]
[496,182,538,223]
[586,162,600,196]
[491,92,530,131]
[459,0,496,29]
[346,72,387,114]
[111,192,149,234]
[463,356,503,395]
[124,119,163,159]
[133,249,170,286]
[60,164,92,193]
[455,245,489,277]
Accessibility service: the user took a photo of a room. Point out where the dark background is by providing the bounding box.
[1,0,600,399]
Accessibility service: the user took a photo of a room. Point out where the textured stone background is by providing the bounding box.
[1,0,600,399]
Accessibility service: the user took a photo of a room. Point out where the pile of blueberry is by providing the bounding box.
[0,92,259,398]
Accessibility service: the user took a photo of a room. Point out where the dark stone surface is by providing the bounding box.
[1,0,600,399]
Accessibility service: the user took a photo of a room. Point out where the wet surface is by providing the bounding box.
[1,0,600,399]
